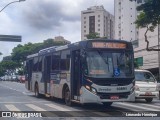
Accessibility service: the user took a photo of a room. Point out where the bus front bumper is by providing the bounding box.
[80,87,135,104]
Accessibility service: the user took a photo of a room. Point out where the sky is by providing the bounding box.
[0,0,114,60]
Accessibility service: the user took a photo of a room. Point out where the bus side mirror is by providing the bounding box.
[23,61,26,66]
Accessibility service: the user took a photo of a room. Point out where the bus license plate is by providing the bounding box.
[110,96,119,100]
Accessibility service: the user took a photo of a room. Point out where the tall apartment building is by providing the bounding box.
[115,0,159,75]
[81,5,114,40]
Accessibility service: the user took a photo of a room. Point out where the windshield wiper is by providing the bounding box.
[97,50,108,65]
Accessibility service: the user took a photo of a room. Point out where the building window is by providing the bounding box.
[134,57,143,66]
[98,24,100,27]
[89,16,95,33]
[119,16,121,19]
[98,29,100,31]
[84,26,86,28]
[84,30,86,33]
[98,19,100,22]
[84,17,86,19]
[84,21,86,24]
[98,15,100,18]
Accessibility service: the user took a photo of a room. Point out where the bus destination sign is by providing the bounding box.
[92,42,126,49]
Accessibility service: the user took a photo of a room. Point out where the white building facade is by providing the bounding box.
[114,0,159,75]
[81,6,114,40]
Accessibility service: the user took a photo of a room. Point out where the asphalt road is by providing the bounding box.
[0,81,160,120]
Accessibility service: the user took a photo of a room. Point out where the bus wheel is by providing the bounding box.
[64,87,71,106]
[35,84,40,98]
[145,98,153,103]
[103,102,113,107]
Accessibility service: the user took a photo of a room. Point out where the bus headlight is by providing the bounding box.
[85,85,91,90]
[91,87,97,94]
[85,85,97,94]
[134,85,140,91]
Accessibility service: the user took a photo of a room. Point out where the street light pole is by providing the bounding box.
[0,0,25,13]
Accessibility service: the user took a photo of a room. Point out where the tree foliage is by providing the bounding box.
[133,0,160,51]
[0,38,67,76]
[11,38,67,63]
[86,32,100,39]
[0,61,19,76]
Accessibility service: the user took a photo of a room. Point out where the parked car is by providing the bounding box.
[134,69,160,102]
[11,75,18,82]
[19,75,25,83]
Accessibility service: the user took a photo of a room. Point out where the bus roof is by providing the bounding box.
[27,53,38,59]
[27,39,132,58]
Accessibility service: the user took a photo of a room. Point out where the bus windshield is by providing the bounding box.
[85,50,133,78]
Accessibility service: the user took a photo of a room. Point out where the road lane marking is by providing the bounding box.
[5,104,20,111]
[0,101,50,104]
[139,103,160,110]
[25,104,58,117]
[116,102,159,111]
[26,104,46,111]
[45,104,86,117]
[45,104,71,111]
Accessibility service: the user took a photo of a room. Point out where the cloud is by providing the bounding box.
[21,0,80,30]
[0,0,114,59]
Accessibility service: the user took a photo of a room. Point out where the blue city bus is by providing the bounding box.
[25,39,135,106]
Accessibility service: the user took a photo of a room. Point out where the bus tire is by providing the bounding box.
[64,87,72,106]
[145,98,153,103]
[103,102,113,107]
[35,83,40,98]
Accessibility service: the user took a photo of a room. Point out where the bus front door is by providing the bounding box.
[44,56,51,95]
[27,59,33,90]
[71,50,82,101]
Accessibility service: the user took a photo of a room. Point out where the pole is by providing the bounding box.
[158,23,160,100]
[158,23,160,80]
[0,0,25,13]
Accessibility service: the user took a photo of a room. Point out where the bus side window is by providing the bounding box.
[33,57,38,72]
[38,56,42,72]
[52,52,60,71]
[60,50,70,70]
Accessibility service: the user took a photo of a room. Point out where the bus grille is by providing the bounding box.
[97,92,130,99]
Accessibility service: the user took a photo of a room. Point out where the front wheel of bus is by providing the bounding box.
[64,87,72,106]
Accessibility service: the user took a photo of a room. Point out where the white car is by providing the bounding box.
[134,69,159,102]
